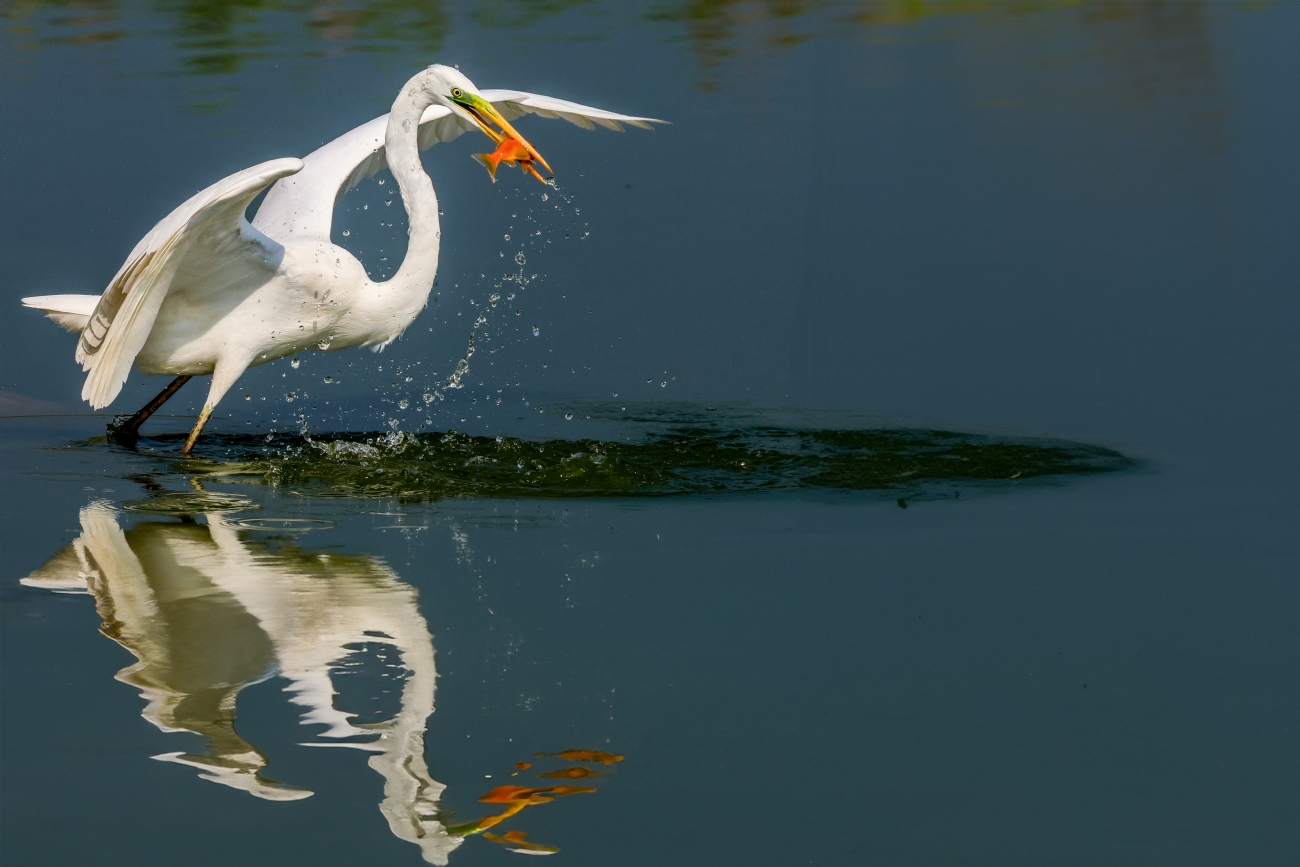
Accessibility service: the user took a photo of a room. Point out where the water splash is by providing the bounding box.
[446,336,475,390]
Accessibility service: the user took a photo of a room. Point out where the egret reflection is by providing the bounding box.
[23,501,622,861]
[23,502,451,861]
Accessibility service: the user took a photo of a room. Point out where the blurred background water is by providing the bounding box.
[1,2,1296,865]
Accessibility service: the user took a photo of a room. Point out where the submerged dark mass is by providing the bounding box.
[142,425,1137,502]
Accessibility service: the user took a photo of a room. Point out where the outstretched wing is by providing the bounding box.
[479,90,662,132]
[78,158,303,409]
[252,91,665,244]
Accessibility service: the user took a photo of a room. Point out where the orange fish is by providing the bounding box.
[446,784,597,837]
[477,785,552,805]
[537,766,603,779]
[477,784,595,805]
[474,137,546,184]
[534,749,625,765]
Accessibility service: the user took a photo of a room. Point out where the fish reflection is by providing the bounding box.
[23,502,456,862]
[538,767,604,779]
[431,748,626,854]
[535,748,625,765]
[447,784,597,838]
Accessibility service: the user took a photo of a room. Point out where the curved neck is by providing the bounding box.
[380,86,442,302]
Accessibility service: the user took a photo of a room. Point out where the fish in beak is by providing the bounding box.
[473,138,546,184]
[450,89,552,183]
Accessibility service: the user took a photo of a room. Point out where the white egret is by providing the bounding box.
[22,65,662,453]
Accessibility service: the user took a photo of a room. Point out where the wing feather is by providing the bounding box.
[479,90,664,131]
[78,158,302,409]
[253,108,470,243]
[252,90,664,243]
[22,294,103,333]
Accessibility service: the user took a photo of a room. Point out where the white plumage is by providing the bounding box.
[23,65,662,452]
[24,501,458,862]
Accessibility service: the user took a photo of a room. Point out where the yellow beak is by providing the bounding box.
[454,92,553,178]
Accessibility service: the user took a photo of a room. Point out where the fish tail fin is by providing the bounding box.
[472,153,500,182]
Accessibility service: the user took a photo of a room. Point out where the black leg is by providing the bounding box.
[108,375,193,447]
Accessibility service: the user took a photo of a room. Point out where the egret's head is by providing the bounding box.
[423,64,552,179]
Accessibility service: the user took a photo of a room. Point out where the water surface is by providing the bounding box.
[2,3,1296,865]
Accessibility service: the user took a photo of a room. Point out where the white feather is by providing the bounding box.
[21,294,101,333]
[75,159,303,408]
[22,67,662,454]
[252,90,664,244]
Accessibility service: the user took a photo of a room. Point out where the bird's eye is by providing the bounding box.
[451,87,463,99]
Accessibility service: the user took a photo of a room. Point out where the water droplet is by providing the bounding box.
[377,178,385,185]
[404,376,413,383]
[323,375,334,384]
[564,413,573,420]
[532,325,540,336]
[661,382,667,388]
[514,252,526,265]
[504,234,511,241]
[291,357,300,369]
[244,394,251,400]
[317,338,331,350]
[363,204,369,210]
[385,200,392,206]
[541,193,549,201]
[398,399,409,410]
[342,229,351,237]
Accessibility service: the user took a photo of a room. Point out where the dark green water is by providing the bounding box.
[1,3,1296,866]
[158,424,1134,501]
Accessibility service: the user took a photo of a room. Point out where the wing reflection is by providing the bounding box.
[22,501,460,864]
